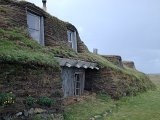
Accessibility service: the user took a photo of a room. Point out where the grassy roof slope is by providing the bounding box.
[0,28,59,69]
[0,26,155,99]
[48,45,155,97]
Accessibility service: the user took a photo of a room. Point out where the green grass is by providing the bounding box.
[0,28,117,70]
[0,28,135,71]
[107,74,160,120]
[64,75,160,120]
[0,28,59,68]
[64,94,114,120]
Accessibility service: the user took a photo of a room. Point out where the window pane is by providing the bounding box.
[76,82,80,88]
[67,31,72,42]
[67,30,77,51]
[28,29,40,43]
[76,89,80,95]
[27,12,40,30]
[77,75,80,81]
[67,30,74,48]
[68,41,72,48]
[70,32,73,42]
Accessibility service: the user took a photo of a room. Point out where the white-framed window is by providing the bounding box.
[27,12,44,45]
[67,30,77,52]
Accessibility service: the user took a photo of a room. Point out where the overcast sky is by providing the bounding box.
[27,0,160,74]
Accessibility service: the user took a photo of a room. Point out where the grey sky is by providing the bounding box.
[27,0,160,73]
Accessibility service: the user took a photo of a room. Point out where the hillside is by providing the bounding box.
[106,74,160,120]
[64,75,159,120]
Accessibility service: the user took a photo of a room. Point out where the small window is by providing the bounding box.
[67,30,77,52]
[74,73,84,96]
[27,12,44,45]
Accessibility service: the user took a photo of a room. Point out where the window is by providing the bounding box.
[74,72,84,96]
[67,30,77,52]
[27,12,44,45]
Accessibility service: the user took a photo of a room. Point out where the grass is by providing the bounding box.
[0,27,116,70]
[64,75,160,120]
[107,74,160,120]
[64,94,114,120]
[0,28,59,68]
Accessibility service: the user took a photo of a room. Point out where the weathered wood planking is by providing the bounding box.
[61,67,85,97]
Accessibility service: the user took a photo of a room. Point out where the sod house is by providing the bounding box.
[0,0,100,98]
[0,0,155,118]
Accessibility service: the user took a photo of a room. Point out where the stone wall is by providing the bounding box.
[85,67,153,99]
[102,55,123,68]
[0,0,89,53]
[123,61,136,69]
[85,68,119,98]
[0,63,63,117]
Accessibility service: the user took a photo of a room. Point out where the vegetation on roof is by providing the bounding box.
[48,46,151,79]
[0,28,59,69]
[49,43,155,94]
[0,27,118,70]
[0,0,155,98]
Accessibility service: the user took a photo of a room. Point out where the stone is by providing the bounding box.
[90,118,95,120]
[94,115,101,119]
[48,109,56,113]
[50,114,54,118]
[53,114,64,120]
[103,112,108,117]
[76,98,81,102]
[3,116,12,120]
[28,108,34,115]
[16,112,22,117]
[23,110,29,117]
[123,92,127,96]
[34,108,47,114]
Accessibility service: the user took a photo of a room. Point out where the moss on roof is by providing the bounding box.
[0,28,59,69]
[48,44,155,91]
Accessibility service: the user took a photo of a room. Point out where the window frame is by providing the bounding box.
[27,11,44,46]
[67,30,77,52]
[74,72,84,96]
